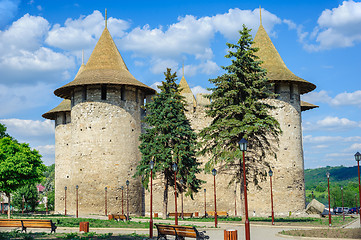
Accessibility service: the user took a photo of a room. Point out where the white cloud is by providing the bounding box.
[303,116,361,132]
[348,143,361,151]
[301,90,332,103]
[150,81,162,93]
[0,118,54,136]
[150,58,178,74]
[303,135,361,143]
[46,11,130,51]
[35,144,55,155]
[330,90,361,107]
[301,90,361,108]
[192,86,211,96]
[304,0,361,51]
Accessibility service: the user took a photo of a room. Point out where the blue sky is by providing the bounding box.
[0,0,360,169]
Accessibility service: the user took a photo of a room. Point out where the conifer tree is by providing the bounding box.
[199,25,281,211]
[135,68,203,219]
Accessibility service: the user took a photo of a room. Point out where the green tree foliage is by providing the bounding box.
[134,68,203,218]
[12,184,39,212]
[305,166,360,207]
[198,25,281,191]
[0,137,46,218]
[40,164,55,211]
[0,123,12,140]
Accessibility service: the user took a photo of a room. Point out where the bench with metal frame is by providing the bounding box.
[111,214,130,221]
[0,219,57,233]
[155,224,209,240]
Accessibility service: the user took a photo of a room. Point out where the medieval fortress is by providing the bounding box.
[43,13,317,217]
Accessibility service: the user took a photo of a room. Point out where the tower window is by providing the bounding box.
[71,90,75,107]
[290,84,295,101]
[101,85,107,100]
[121,86,125,101]
[63,112,67,124]
[82,86,87,101]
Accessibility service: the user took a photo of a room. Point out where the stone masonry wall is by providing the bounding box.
[54,85,145,216]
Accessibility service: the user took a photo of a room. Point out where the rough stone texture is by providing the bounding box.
[54,85,146,216]
[143,84,306,217]
[306,199,325,215]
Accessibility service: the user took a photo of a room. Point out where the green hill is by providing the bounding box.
[305,166,360,207]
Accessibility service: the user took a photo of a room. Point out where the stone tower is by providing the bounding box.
[244,17,317,215]
[43,23,155,215]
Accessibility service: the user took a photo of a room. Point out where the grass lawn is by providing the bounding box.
[280,228,361,239]
[0,231,147,239]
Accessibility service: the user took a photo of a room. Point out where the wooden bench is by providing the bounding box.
[0,219,57,233]
[111,214,130,221]
[155,224,209,240]
[168,212,193,218]
[206,211,228,217]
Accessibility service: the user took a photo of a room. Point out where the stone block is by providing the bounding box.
[305,199,325,215]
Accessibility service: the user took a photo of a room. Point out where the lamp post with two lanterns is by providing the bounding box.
[239,138,250,240]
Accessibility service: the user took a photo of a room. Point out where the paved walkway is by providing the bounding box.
[1,215,360,239]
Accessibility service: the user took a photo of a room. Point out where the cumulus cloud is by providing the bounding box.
[303,116,361,132]
[46,11,130,51]
[34,144,55,166]
[0,0,20,28]
[0,118,54,136]
[303,135,361,143]
[0,14,75,83]
[301,90,361,107]
[150,81,162,92]
[304,0,361,51]
[192,86,211,96]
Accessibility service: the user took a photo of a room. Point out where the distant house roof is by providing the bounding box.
[37,184,45,192]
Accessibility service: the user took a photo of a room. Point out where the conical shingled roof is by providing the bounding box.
[42,99,71,120]
[253,24,316,94]
[179,75,197,108]
[54,27,155,98]
[300,101,318,112]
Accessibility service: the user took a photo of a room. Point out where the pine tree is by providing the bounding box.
[199,25,281,212]
[134,68,203,219]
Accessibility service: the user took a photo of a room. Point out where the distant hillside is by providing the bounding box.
[305,165,359,187]
[304,165,359,207]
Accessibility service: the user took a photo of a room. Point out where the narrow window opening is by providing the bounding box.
[135,89,139,103]
[82,86,87,101]
[101,85,107,100]
[290,84,295,101]
[275,84,281,99]
[63,112,67,124]
[71,90,75,107]
[121,86,125,100]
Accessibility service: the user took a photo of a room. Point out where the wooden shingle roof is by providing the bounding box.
[54,27,155,99]
[253,24,316,94]
[42,99,71,120]
[301,101,318,112]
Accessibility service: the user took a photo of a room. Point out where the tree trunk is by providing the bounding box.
[7,193,10,219]
[162,174,168,219]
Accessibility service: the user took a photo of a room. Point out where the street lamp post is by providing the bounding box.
[341,186,344,221]
[234,189,237,216]
[64,186,67,216]
[355,152,361,224]
[269,170,275,225]
[180,179,184,220]
[204,189,206,217]
[326,172,331,227]
[212,168,217,228]
[126,180,129,221]
[105,187,107,216]
[121,186,124,215]
[149,160,154,238]
[239,138,250,240]
[76,185,79,218]
[172,163,178,225]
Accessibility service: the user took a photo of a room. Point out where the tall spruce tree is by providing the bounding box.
[134,68,203,219]
[199,25,281,213]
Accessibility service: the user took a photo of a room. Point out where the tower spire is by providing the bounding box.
[259,6,262,25]
[105,9,107,28]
